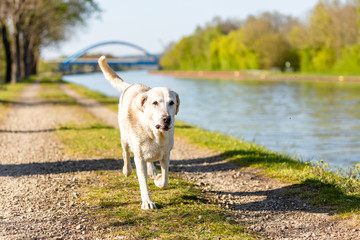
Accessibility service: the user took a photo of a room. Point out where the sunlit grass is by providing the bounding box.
[81,171,254,239]
[0,81,31,117]
[57,122,122,158]
[66,82,119,112]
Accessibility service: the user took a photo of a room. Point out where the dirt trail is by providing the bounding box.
[0,82,108,239]
[1,81,359,239]
[170,145,360,239]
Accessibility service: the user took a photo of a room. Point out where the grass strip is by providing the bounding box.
[57,122,122,158]
[0,78,34,116]
[66,82,119,112]
[80,170,253,239]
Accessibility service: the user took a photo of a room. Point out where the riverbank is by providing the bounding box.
[150,70,360,83]
[63,70,360,170]
[65,79,360,239]
[63,76,360,214]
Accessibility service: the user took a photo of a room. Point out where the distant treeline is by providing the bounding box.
[161,0,360,74]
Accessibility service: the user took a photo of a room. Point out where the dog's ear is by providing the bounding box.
[136,93,148,112]
[175,93,180,115]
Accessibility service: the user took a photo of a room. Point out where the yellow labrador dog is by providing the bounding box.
[98,56,180,209]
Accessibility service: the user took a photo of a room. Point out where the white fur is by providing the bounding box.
[98,56,180,209]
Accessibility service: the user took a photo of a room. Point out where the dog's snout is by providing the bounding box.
[162,115,171,125]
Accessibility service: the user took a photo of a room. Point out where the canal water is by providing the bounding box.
[63,70,360,169]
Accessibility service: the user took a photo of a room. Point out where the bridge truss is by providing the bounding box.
[59,41,160,72]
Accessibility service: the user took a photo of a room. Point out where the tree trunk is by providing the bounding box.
[10,27,22,83]
[1,23,12,83]
[15,24,22,82]
[23,35,31,78]
[30,46,38,75]
[23,32,39,77]
[10,43,18,84]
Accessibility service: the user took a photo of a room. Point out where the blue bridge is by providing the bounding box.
[59,41,160,72]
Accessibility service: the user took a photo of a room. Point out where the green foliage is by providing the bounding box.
[161,1,360,74]
[312,47,336,72]
[300,47,336,72]
[0,0,100,82]
[333,45,360,74]
[252,33,291,69]
[161,13,298,71]
[161,24,225,70]
[210,30,259,70]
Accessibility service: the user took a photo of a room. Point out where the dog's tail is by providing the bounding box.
[98,56,131,92]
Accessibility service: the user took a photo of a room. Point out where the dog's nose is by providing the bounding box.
[162,115,171,125]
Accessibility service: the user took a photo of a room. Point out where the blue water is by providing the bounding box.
[63,70,360,169]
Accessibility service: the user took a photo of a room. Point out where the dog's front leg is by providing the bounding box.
[154,152,169,189]
[147,162,157,179]
[135,157,156,210]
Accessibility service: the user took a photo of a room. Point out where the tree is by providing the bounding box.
[242,12,298,69]
[160,0,359,73]
[210,29,258,70]
[290,0,358,72]
[161,19,226,70]
[0,0,100,83]
[0,21,11,83]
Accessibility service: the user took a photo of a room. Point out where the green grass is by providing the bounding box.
[0,74,61,117]
[0,80,32,116]
[38,82,77,104]
[57,122,122,158]
[61,79,360,218]
[66,82,119,112]
[81,171,253,239]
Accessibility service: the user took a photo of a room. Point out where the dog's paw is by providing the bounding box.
[154,174,167,189]
[141,201,157,210]
[123,166,132,177]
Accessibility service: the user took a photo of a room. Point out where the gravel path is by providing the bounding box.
[1,82,359,239]
[0,82,108,239]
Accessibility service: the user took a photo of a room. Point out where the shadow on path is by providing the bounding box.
[0,159,122,177]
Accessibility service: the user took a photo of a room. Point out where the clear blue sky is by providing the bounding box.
[41,0,321,59]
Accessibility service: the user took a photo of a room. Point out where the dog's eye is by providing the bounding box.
[169,101,174,106]
[152,101,158,106]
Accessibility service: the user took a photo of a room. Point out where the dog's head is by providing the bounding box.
[136,87,180,132]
